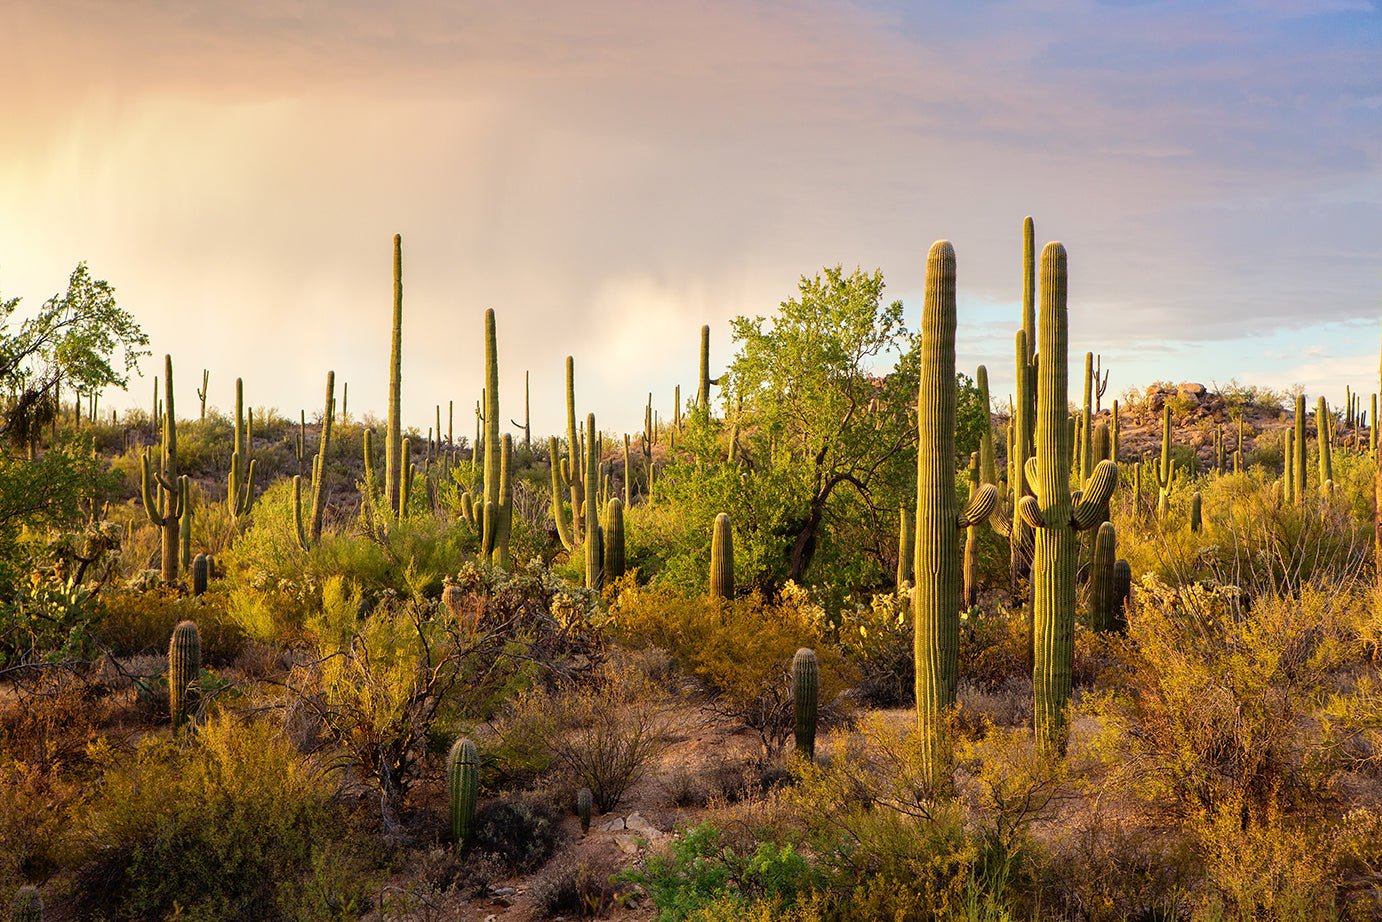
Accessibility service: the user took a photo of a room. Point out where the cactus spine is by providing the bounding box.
[914,241,999,787]
[447,737,479,850]
[792,647,819,761]
[1019,242,1117,753]
[604,497,625,582]
[141,356,184,584]
[168,619,201,729]
[709,512,733,599]
[386,234,404,518]
[1087,522,1118,632]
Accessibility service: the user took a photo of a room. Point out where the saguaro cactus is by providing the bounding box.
[1017,242,1118,753]
[227,378,256,525]
[577,787,593,832]
[168,619,201,729]
[192,553,209,597]
[585,413,602,590]
[1087,522,1118,632]
[709,512,734,599]
[493,434,514,568]
[1294,394,1307,503]
[897,506,914,588]
[914,241,999,787]
[141,356,184,584]
[1190,491,1203,532]
[482,309,503,561]
[447,737,479,850]
[386,234,404,518]
[1318,396,1334,493]
[697,324,717,413]
[1155,404,1175,519]
[792,647,819,761]
[604,497,625,581]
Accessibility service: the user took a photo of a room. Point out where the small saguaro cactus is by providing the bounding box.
[1087,522,1118,632]
[447,737,479,850]
[168,620,201,729]
[1113,560,1132,629]
[1190,491,1203,532]
[227,378,257,526]
[577,787,593,833]
[604,497,626,582]
[792,647,819,761]
[192,553,209,597]
[709,512,734,599]
[1318,396,1334,493]
[12,885,42,922]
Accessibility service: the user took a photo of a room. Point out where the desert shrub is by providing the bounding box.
[1188,795,1346,921]
[70,715,378,921]
[780,714,1039,920]
[286,561,602,824]
[834,589,913,707]
[470,796,561,872]
[0,759,72,902]
[618,822,819,922]
[96,588,244,659]
[1086,576,1376,816]
[611,582,852,759]
[542,666,674,813]
[530,853,623,918]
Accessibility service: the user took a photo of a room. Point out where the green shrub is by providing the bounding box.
[610,582,852,759]
[71,714,378,920]
[618,822,819,922]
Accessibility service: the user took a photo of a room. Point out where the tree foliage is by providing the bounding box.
[0,263,148,445]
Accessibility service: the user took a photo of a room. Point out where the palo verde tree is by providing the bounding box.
[0,263,148,447]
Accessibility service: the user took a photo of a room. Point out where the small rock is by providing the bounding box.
[625,812,658,835]
[615,833,642,855]
[598,816,626,832]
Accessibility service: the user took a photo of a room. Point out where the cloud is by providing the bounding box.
[0,0,1378,433]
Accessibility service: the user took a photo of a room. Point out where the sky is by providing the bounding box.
[1,0,1380,437]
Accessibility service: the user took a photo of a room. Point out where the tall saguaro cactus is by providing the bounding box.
[141,355,185,584]
[697,324,717,413]
[1017,242,1117,753]
[913,241,999,788]
[585,413,602,590]
[1294,394,1307,503]
[1155,404,1176,519]
[386,234,404,518]
[604,497,625,582]
[896,506,914,588]
[228,377,256,525]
